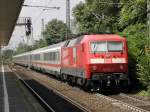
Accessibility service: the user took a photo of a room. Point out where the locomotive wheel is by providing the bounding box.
[67,76,73,86]
[76,78,86,87]
[120,80,130,92]
[71,77,76,86]
[61,74,67,82]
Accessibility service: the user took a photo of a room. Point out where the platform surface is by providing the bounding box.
[0,65,46,112]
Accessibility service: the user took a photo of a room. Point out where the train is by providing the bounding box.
[13,34,130,91]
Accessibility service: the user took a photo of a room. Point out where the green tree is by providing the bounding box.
[32,38,47,50]
[73,0,120,34]
[121,24,147,88]
[138,55,150,88]
[2,49,13,63]
[15,43,32,54]
[119,0,146,30]
[43,19,71,45]
[119,0,148,89]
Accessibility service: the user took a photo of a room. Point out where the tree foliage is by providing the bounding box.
[15,43,32,54]
[119,0,146,30]
[119,0,148,88]
[2,49,13,63]
[73,0,120,34]
[32,38,47,50]
[138,55,150,87]
[121,23,147,87]
[43,19,71,45]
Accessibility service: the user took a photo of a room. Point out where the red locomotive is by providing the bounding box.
[61,34,129,90]
[13,34,129,91]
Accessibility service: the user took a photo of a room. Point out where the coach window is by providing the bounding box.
[56,52,60,61]
[36,54,40,60]
[50,52,53,61]
[51,52,54,61]
[53,52,55,60]
[53,52,55,61]
[55,52,57,61]
[34,54,37,60]
[48,53,50,60]
[58,52,60,61]
[45,53,47,60]
[47,53,49,60]
[56,52,59,61]
[56,52,58,61]
[54,52,56,61]
[51,52,53,61]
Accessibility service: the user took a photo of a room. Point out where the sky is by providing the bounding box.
[6,0,84,50]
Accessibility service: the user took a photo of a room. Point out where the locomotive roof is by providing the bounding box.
[64,34,125,47]
[83,34,126,40]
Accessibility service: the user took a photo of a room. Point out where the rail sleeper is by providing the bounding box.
[95,94,149,112]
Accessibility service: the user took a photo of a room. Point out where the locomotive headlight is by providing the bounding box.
[112,58,126,63]
[90,58,104,64]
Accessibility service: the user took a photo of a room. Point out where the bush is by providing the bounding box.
[137,55,150,87]
[119,24,150,94]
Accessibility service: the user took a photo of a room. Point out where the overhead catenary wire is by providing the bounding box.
[95,1,134,5]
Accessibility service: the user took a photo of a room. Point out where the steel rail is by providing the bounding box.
[95,93,150,112]
[120,93,150,106]
[13,71,56,112]
[11,68,90,112]
[29,73,91,112]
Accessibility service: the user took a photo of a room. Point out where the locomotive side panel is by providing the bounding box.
[61,37,87,78]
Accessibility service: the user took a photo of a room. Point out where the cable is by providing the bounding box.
[96,1,134,5]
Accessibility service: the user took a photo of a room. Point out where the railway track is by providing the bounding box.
[95,93,150,112]
[12,65,150,112]
[13,71,89,112]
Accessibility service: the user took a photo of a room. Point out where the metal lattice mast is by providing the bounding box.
[66,0,70,39]
[41,18,45,39]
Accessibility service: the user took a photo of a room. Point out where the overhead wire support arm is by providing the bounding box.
[23,5,60,10]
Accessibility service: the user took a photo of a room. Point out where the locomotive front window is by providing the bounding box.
[91,42,107,52]
[90,41,123,53]
[108,42,123,52]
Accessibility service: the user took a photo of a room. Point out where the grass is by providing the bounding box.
[138,89,150,97]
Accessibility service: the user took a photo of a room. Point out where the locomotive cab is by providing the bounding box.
[85,35,129,89]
